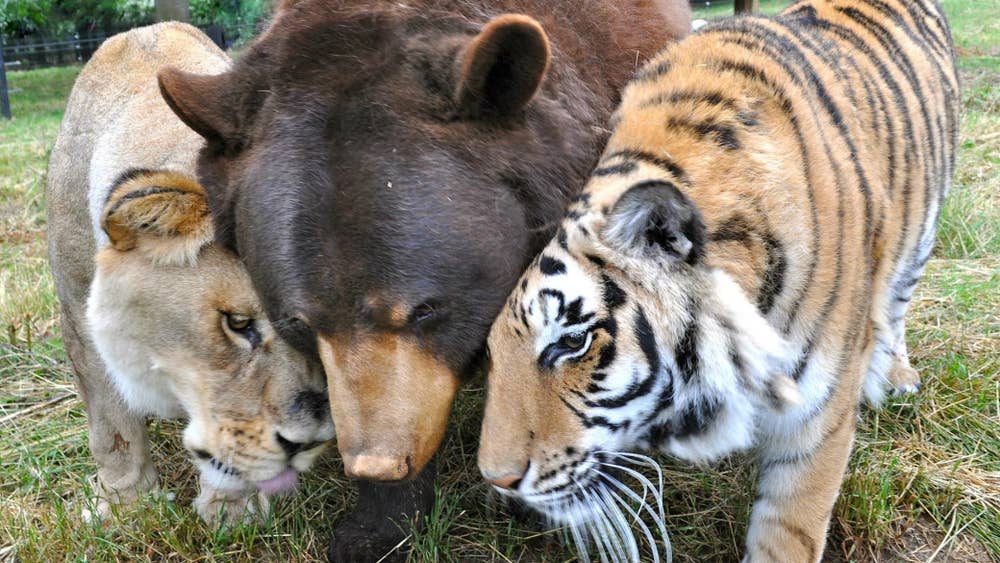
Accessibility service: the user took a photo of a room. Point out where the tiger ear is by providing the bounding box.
[454,14,550,117]
[603,180,706,264]
[101,170,214,265]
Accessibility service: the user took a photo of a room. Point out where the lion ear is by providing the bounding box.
[454,14,550,117]
[101,169,214,265]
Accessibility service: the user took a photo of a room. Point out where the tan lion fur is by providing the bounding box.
[46,23,333,525]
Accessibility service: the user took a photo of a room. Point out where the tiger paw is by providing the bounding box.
[888,357,922,397]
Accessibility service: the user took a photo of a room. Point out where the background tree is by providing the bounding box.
[154,0,189,22]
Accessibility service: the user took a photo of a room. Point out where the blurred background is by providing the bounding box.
[1,0,270,71]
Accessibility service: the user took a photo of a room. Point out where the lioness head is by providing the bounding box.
[86,170,334,494]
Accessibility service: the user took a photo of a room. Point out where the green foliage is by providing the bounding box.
[0,0,153,40]
[190,0,272,44]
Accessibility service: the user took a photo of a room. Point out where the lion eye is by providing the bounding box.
[560,332,587,350]
[223,312,261,347]
[226,313,253,332]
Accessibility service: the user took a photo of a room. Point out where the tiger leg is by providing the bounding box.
[864,283,922,403]
[745,407,857,563]
[887,339,921,396]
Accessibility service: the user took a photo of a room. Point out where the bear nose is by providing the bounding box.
[485,472,524,491]
[276,432,308,457]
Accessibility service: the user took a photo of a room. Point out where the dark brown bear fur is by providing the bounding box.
[158,1,689,560]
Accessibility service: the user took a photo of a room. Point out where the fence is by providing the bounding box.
[0,25,229,120]
[1,25,226,71]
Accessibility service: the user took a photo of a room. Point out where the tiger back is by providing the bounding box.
[478,1,958,561]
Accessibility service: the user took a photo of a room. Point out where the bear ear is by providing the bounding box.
[603,180,706,264]
[454,14,550,118]
[158,67,241,146]
[101,169,214,265]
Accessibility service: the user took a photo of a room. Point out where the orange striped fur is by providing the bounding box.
[478,1,959,560]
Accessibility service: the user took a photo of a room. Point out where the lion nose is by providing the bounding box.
[484,472,524,491]
[276,432,308,457]
[290,390,328,420]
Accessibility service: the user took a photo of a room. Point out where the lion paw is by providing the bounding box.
[194,487,268,527]
[82,473,167,524]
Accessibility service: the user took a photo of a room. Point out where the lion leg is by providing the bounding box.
[63,304,158,521]
[747,404,857,563]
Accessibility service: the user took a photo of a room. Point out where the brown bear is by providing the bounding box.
[157,1,690,560]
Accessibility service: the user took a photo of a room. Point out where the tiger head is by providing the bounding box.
[478,171,800,531]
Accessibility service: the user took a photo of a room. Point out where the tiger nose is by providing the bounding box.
[484,471,524,491]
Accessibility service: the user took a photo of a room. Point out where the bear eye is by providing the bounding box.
[411,302,436,324]
[559,331,587,351]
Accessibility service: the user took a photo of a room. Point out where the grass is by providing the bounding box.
[1,1,998,561]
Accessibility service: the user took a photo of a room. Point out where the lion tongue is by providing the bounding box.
[256,468,299,496]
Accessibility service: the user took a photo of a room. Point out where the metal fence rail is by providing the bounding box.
[0,25,228,120]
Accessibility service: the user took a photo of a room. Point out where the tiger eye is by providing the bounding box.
[561,332,587,350]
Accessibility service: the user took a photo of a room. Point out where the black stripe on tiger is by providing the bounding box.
[538,289,565,324]
[599,149,688,185]
[592,161,637,177]
[708,59,820,337]
[710,213,787,314]
[675,306,700,384]
[638,90,742,112]
[601,274,627,311]
[105,167,159,205]
[807,13,920,299]
[710,27,851,367]
[634,59,672,82]
[665,116,742,151]
[674,396,721,439]
[580,307,660,410]
[563,297,594,326]
[539,255,566,276]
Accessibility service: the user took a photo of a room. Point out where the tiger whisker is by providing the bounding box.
[600,451,668,534]
[595,482,638,563]
[564,497,592,563]
[606,487,662,563]
[588,483,628,563]
[574,478,615,563]
[594,467,671,563]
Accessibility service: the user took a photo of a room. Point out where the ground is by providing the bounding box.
[1,1,997,561]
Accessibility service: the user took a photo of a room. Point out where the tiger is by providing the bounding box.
[477,0,959,561]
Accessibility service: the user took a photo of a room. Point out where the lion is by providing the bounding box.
[46,22,334,525]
